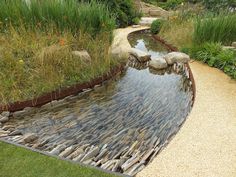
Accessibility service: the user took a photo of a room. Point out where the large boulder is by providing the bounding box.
[149,57,168,70]
[129,48,151,62]
[72,50,91,63]
[164,52,190,65]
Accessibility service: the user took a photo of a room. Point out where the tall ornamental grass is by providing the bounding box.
[0,0,115,37]
[193,13,236,45]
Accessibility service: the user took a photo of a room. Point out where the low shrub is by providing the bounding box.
[193,13,236,45]
[151,19,163,34]
[189,42,236,79]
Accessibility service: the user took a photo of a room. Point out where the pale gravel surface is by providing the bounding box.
[137,61,236,177]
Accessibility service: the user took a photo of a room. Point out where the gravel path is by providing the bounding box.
[137,61,236,177]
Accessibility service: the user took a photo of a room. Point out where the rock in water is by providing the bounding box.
[81,146,100,162]
[1,111,10,117]
[164,52,190,65]
[23,133,38,143]
[129,48,151,62]
[59,146,76,158]
[0,115,9,123]
[149,57,168,70]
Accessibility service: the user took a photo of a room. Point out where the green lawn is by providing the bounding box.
[0,142,117,177]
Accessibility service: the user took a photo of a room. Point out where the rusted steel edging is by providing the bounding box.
[0,138,130,177]
[152,35,196,106]
[0,63,126,113]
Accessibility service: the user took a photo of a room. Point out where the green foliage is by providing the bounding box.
[202,0,236,12]
[189,42,236,79]
[0,0,115,37]
[78,0,141,27]
[193,13,236,45]
[151,19,163,34]
[162,0,185,10]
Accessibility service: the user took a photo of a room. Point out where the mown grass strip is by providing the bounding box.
[0,141,119,177]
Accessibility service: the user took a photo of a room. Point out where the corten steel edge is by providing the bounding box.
[0,63,126,113]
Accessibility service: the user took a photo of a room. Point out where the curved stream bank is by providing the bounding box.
[0,29,194,176]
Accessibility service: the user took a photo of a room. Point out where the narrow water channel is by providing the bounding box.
[3,31,193,176]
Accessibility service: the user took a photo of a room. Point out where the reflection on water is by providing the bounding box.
[5,31,193,176]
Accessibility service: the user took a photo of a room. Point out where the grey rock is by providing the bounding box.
[149,57,168,70]
[12,110,26,119]
[94,148,108,161]
[73,153,85,162]
[140,148,155,163]
[72,50,91,63]
[0,129,10,137]
[83,159,93,165]
[112,158,126,172]
[95,159,103,166]
[0,116,9,123]
[11,135,23,142]
[164,52,190,65]
[125,163,145,176]
[59,146,76,158]
[67,148,84,159]
[129,48,151,62]
[9,130,22,136]
[121,155,141,171]
[81,146,100,162]
[101,160,117,170]
[50,144,67,155]
[23,133,38,143]
[2,125,15,131]
[1,111,10,117]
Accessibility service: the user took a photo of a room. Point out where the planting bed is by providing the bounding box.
[0,31,193,176]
